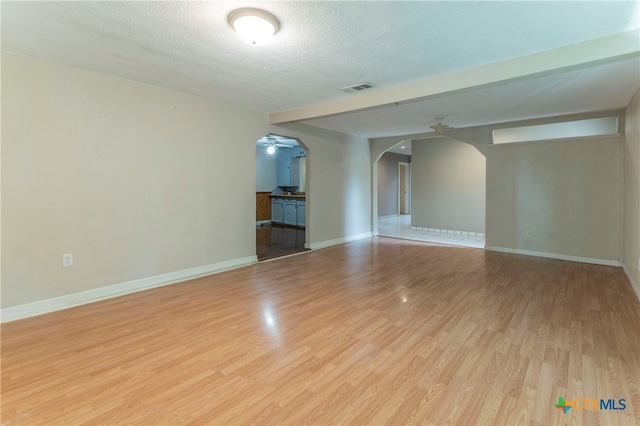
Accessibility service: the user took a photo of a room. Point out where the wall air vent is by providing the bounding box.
[341,82,375,93]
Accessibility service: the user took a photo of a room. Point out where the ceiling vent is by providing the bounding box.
[341,82,375,93]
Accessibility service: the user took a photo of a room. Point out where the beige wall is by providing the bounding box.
[372,111,626,261]
[486,136,622,262]
[274,123,371,247]
[1,53,372,310]
[623,88,640,296]
[377,152,410,217]
[1,53,265,308]
[411,137,486,233]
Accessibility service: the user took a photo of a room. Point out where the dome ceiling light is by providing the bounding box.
[228,8,280,45]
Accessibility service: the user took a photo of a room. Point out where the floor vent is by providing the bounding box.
[341,82,375,93]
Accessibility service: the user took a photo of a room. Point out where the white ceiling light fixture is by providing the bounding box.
[261,135,291,154]
[228,8,280,45]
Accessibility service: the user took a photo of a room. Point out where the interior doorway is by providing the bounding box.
[399,162,410,214]
[375,138,486,249]
[255,134,310,260]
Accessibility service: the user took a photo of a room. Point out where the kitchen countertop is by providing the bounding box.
[269,194,306,199]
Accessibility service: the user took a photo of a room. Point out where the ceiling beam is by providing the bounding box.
[270,30,640,125]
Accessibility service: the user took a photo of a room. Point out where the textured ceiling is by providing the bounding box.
[2,1,639,138]
[302,57,640,138]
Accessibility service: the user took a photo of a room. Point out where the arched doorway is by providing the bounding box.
[255,133,310,260]
[374,136,486,249]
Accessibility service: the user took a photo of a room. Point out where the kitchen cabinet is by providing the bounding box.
[283,200,297,225]
[270,196,306,228]
[271,199,284,224]
[276,148,300,187]
[296,201,306,227]
[256,192,271,221]
[292,146,306,158]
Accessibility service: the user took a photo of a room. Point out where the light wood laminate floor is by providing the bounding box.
[2,238,639,425]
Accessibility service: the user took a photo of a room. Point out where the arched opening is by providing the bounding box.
[374,136,486,249]
[255,133,310,260]
[376,144,412,237]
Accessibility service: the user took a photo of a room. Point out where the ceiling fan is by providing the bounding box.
[430,117,455,133]
[261,136,290,154]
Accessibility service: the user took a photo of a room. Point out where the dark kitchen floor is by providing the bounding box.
[256,223,308,260]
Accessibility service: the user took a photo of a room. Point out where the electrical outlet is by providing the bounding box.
[62,253,73,268]
[526,230,532,238]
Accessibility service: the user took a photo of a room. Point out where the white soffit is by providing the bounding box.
[492,117,619,144]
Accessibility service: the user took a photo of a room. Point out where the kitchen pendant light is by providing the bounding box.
[228,8,280,45]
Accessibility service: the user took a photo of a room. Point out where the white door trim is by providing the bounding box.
[398,161,411,214]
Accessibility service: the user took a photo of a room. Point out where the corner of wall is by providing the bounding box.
[622,263,640,302]
[623,87,640,299]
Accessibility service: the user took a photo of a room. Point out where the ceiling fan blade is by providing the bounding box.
[430,116,456,133]
[430,123,451,133]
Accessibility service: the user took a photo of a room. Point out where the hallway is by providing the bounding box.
[378,215,485,249]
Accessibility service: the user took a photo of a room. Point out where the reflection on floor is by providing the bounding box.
[378,215,485,248]
[256,224,308,260]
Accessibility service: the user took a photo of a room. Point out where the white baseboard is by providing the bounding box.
[410,226,485,237]
[622,263,640,302]
[378,214,400,219]
[0,255,258,323]
[305,232,373,250]
[485,246,621,267]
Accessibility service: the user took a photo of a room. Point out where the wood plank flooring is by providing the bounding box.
[2,237,639,425]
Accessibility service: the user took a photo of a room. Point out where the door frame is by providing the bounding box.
[398,161,411,215]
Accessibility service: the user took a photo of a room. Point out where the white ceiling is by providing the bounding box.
[2,1,639,139]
